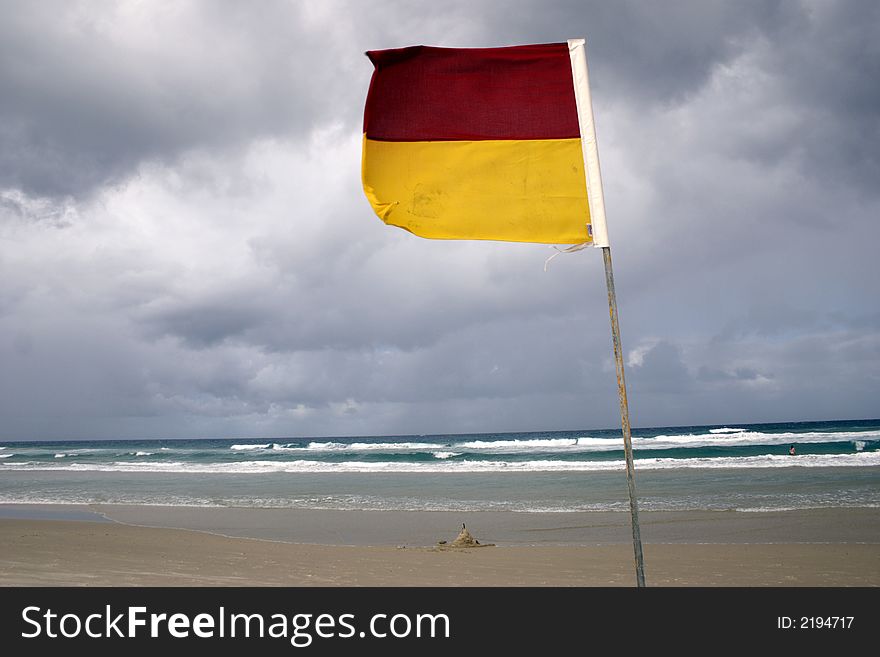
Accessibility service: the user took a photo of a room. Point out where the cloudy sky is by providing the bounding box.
[1,0,878,441]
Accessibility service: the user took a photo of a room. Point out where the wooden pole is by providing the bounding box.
[602,245,646,587]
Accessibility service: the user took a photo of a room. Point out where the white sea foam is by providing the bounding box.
[304,442,347,450]
[635,430,880,450]
[302,441,440,452]
[432,452,462,459]
[54,453,66,458]
[3,451,878,474]
[854,441,866,451]
[243,441,451,453]
[0,492,872,513]
[134,451,153,457]
[350,441,439,451]
[195,431,880,456]
[448,430,880,452]
[0,454,12,459]
[459,438,582,450]
[634,452,880,469]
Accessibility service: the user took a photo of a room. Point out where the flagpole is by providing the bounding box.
[601,245,646,587]
[568,39,646,586]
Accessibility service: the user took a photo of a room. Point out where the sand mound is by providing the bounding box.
[438,524,495,548]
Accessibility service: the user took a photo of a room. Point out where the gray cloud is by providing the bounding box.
[628,341,693,394]
[0,1,878,440]
[0,0,362,198]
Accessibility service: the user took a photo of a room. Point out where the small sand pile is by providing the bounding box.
[437,523,495,548]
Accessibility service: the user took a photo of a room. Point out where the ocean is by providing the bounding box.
[1,419,878,514]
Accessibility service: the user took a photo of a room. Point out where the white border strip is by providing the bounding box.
[568,38,609,248]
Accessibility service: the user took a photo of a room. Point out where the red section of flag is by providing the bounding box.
[364,43,580,141]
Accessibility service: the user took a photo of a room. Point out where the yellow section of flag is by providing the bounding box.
[362,136,590,244]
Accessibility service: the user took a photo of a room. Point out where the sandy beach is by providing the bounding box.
[1,506,878,586]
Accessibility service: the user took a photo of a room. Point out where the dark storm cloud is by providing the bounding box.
[142,297,270,349]
[475,0,799,102]
[762,1,880,191]
[697,366,765,383]
[0,0,361,198]
[628,341,693,394]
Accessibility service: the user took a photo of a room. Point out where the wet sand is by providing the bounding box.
[85,504,880,546]
[1,506,878,586]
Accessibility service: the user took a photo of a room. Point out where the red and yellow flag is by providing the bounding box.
[361,40,607,245]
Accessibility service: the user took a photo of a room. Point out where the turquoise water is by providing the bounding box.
[1,419,878,512]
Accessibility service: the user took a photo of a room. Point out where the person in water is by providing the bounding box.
[789,445,796,455]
